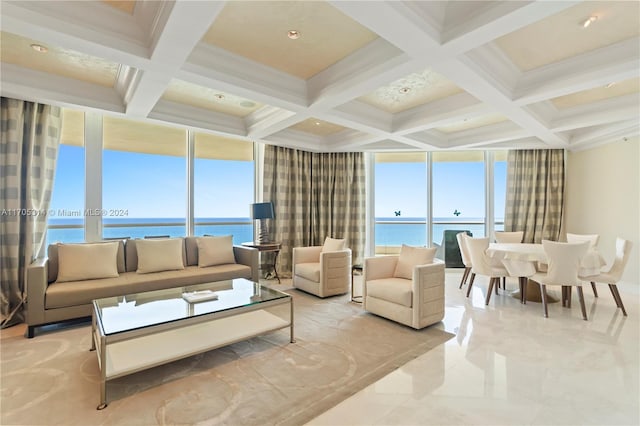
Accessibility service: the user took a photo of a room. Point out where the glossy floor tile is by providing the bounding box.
[308,271,639,426]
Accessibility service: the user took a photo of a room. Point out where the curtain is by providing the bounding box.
[1,98,62,328]
[263,146,365,275]
[504,149,565,243]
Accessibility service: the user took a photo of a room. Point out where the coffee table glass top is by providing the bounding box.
[93,279,289,335]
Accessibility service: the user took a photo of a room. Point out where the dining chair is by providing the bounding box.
[580,238,632,317]
[465,237,509,305]
[531,240,590,320]
[456,232,474,289]
[566,233,600,296]
[494,231,524,243]
[494,231,523,289]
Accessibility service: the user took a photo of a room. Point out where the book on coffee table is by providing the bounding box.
[182,290,218,303]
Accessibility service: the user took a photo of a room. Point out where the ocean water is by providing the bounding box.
[46,217,500,247]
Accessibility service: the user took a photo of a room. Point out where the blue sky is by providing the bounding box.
[50,145,506,220]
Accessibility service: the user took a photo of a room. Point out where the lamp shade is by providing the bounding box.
[250,202,275,220]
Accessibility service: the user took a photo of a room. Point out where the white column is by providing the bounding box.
[426,152,433,248]
[186,130,195,236]
[84,112,103,242]
[485,151,495,240]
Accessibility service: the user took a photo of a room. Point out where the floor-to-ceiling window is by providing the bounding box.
[494,151,507,232]
[102,117,187,239]
[374,152,427,254]
[47,110,85,245]
[431,151,486,255]
[194,133,253,244]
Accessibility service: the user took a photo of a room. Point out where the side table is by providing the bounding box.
[351,264,363,303]
[242,242,281,284]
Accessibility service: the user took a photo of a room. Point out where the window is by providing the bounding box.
[431,151,485,257]
[374,152,427,254]
[102,117,187,239]
[47,110,85,245]
[194,133,253,244]
[494,151,508,232]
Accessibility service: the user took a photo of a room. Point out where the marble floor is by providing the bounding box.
[308,270,640,426]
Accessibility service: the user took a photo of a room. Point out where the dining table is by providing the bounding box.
[486,243,606,303]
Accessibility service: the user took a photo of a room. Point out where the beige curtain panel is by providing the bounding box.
[263,146,365,275]
[504,149,565,243]
[1,97,62,327]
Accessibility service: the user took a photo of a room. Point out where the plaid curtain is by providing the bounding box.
[263,146,365,275]
[504,149,565,243]
[1,98,62,328]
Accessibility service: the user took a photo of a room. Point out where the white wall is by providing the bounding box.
[565,138,639,284]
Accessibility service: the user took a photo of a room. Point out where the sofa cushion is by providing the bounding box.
[366,278,413,307]
[48,240,125,283]
[46,264,252,309]
[135,238,185,274]
[197,235,235,267]
[56,242,120,283]
[393,245,436,279]
[185,236,199,266]
[295,262,320,282]
[322,237,346,252]
[125,238,187,272]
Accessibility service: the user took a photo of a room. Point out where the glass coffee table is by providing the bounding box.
[91,278,293,409]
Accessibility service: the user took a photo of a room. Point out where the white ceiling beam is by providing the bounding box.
[551,94,640,132]
[446,121,529,149]
[514,37,640,105]
[393,92,489,134]
[442,1,580,54]
[123,2,227,117]
[328,101,393,134]
[182,44,308,113]
[261,129,326,153]
[569,119,640,146]
[150,99,246,137]
[1,1,151,69]
[0,63,124,113]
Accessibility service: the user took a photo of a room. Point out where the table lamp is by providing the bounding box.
[250,202,275,244]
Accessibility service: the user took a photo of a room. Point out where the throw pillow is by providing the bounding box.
[197,235,236,267]
[322,237,346,252]
[393,245,437,279]
[136,238,185,274]
[57,242,120,283]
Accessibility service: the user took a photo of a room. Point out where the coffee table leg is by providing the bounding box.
[290,298,295,343]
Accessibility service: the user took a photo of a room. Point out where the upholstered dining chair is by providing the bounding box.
[292,237,351,298]
[493,231,523,289]
[494,231,524,243]
[580,238,632,317]
[531,240,590,320]
[456,232,474,289]
[465,237,509,305]
[566,233,600,297]
[362,245,444,329]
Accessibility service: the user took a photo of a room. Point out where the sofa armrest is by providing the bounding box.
[292,246,322,265]
[26,257,48,326]
[233,245,259,282]
[320,249,351,275]
[363,255,398,281]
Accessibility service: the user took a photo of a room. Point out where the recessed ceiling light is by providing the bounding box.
[399,87,411,94]
[605,82,616,88]
[287,30,301,40]
[582,16,598,28]
[213,93,225,100]
[30,43,48,53]
[240,100,256,108]
[314,121,321,126]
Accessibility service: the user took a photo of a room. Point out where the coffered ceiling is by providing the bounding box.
[1,0,638,152]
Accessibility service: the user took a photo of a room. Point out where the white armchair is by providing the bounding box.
[363,252,445,330]
[292,241,352,298]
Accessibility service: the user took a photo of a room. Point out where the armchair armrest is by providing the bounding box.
[26,257,48,326]
[292,246,322,265]
[363,255,398,281]
[233,245,259,282]
[412,260,445,328]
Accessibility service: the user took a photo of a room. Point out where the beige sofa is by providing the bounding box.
[25,237,259,338]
